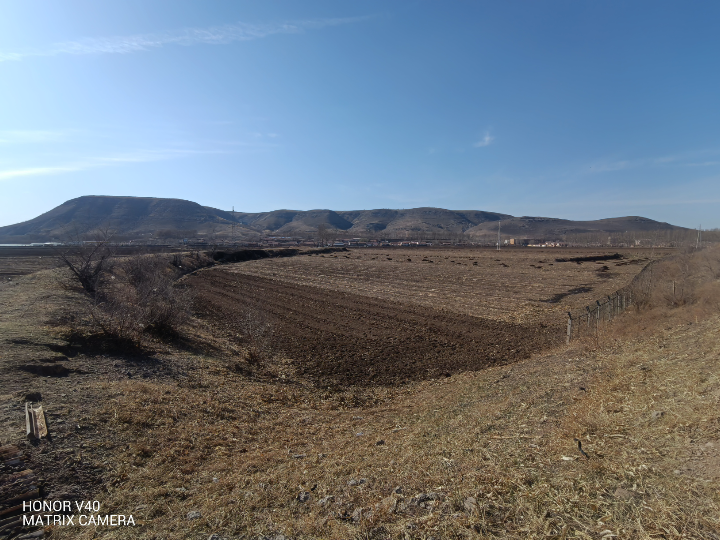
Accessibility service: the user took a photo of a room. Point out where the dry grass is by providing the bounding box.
[47,306,720,539]
[231,248,671,324]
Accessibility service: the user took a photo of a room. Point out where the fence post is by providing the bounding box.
[566,313,572,344]
[586,306,591,330]
[596,300,601,332]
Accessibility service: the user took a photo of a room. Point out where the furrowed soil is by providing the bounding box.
[185,248,668,387]
[227,247,673,324]
[186,271,561,387]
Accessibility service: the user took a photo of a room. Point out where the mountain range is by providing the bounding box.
[0,195,687,243]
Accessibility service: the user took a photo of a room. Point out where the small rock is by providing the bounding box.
[317,495,334,506]
[292,454,306,459]
[651,411,665,421]
[376,440,385,446]
[297,491,311,503]
[376,495,397,514]
[414,492,442,503]
[207,535,228,540]
[464,496,477,513]
[351,507,373,522]
[613,487,639,501]
[186,510,201,520]
[393,486,403,494]
[348,478,367,486]
[212,477,218,483]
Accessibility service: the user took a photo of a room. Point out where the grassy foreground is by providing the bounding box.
[52,307,720,539]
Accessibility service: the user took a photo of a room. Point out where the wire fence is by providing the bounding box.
[565,287,633,343]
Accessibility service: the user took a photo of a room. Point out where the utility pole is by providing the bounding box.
[697,224,701,249]
[497,221,501,250]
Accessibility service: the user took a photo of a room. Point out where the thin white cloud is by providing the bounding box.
[0,166,81,180]
[0,130,68,144]
[586,149,720,174]
[0,17,372,62]
[473,132,494,148]
[0,148,225,182]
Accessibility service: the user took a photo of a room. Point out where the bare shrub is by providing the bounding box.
[630,246,720,312]
[55,238,115,296]
[59,249,192,344]
[236,308,274,365]
[118,254,192,336]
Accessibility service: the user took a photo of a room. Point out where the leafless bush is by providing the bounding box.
[630,246,720,312]
[117,254,192,336]
[236,308,274,364]
[55,239,115,296]
[59,249,192,344]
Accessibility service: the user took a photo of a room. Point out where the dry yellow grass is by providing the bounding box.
[44,305,719,539]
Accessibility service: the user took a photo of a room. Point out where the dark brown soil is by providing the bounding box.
[186,269,563,387]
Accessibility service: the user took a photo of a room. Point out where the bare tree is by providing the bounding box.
[54,231,115,296]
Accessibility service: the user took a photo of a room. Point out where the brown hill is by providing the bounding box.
[0,196,254,242]
[0,195,687,243]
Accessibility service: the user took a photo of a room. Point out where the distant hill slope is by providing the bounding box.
[0,195,686,242]
[0,196,254,242]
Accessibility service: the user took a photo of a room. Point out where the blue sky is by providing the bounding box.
[1,1,719,228]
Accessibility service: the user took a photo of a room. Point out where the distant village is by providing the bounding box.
[11,227,715,250]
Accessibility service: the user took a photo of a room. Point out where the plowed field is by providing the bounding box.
[224,247,670,324]
[186,247,669,387]
[187,270,562,386]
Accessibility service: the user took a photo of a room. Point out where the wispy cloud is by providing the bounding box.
[0,148,225,182]
[473,132,494,148]
[0,17,372,62]
[0,130,69,144]
[585,149,720,174]
[0,165,81,180]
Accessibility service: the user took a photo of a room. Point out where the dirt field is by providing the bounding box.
[184,247,669,387]
[186,271,561,387]
[227,247,672,324]
[0,247,64,279]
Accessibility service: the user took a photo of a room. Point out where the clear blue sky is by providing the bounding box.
[1,1,719,228]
